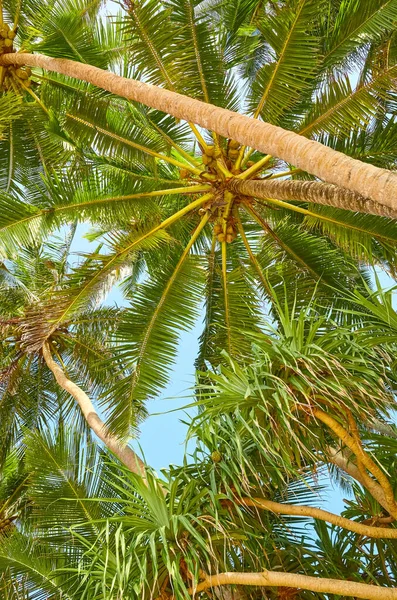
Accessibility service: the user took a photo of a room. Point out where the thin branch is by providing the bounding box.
[42,342,146,478]
[148,117,202,168]
[188,570,397,599]
[327,446,391,514]
[50,184,212,215]
[128,211,210,398]
[221,239,232,355]
[239,497,397,539]
[235,212,273,298]
[236,154,272,180]
[313,409,397,519]
[245,203,321,279]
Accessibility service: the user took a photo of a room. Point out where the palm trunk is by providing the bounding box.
[230,178,397,219]
[190,570,397,600]
[42,343,146,478]
[2,52,397,213]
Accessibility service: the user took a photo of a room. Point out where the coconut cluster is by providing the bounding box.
[0,22,15,51]
[0,23,32,91]
[213,219,238,244]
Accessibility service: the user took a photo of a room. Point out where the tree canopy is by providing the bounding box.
[1,0,397,598]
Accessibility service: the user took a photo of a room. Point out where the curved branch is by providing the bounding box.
[240,497,397,539]
[189,570,397,599]
[230,178,397,219]
[2,53,397,213]
[314,409,397,518]
[42,343,146,478]
[327,446,391,513]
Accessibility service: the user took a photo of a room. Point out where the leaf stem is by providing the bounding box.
[236,212,273,297]
[67,113,204,175]
[237,154,272,180]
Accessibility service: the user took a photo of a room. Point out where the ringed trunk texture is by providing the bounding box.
[2,53,397,213]
[190,571,397,599]
[230,178,397,219]
[42,343,146,478]
[241,497,397,538]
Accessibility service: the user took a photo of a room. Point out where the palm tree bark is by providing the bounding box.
[2,53,397,213]
[240,497,397,538]
[230,178,397,219]
[42,342,146,478]
[189,571,397,599]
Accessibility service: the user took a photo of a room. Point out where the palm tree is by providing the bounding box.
[0,233,145,473]
[2,1,397,211]
[2,3,397,596]
[2,0,397,436]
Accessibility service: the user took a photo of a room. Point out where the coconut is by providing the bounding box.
[214,223,223,235]
[229,139,240,149]
[16,68,28,80]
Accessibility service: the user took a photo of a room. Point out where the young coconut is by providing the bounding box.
[213,223,223,235]
[16,68,29,80]
[228,149,239,160]
[229,139,240,149]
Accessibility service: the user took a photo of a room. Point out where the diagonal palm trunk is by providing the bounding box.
[230,178,397,219]
[42,343,147,478]
[2,52,397,214]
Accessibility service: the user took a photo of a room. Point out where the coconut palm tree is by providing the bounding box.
[3,1,397,210]
[0,232,146,472]
[2,0,397,435]
[2,4,397,596]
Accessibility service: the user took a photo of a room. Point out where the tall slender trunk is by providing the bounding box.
[2,52,397,213]
[42,343,146,478]
[230,178,397,219]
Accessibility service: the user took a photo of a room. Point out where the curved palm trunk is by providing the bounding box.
[2,52,397,213]
[230,178,397,219]
[42,343,146,478]
[190,570,397,599]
